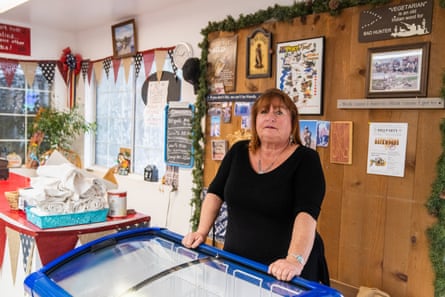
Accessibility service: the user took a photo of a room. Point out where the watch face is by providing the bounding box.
[173,43,192,68]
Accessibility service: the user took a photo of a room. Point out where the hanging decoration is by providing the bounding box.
[58,47,82,108]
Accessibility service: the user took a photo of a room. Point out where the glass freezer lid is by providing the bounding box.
[44,232,309,297]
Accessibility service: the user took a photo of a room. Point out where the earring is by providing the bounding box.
[289,135,294,144]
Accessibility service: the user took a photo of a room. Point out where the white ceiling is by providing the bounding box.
[0,0,185,32]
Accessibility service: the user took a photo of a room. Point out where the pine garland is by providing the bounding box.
[426,71,445,297]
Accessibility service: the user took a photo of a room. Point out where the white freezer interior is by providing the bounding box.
[47,236,305,297]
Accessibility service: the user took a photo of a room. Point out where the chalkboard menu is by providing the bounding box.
[165,104,194,167]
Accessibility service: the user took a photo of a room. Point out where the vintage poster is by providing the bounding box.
[207,35,238,93]
[276,37,324,115]
[367,122,408,177]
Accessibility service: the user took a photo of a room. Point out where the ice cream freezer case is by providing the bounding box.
[24,227,343,297]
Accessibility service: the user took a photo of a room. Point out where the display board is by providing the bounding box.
[164,103,194,167]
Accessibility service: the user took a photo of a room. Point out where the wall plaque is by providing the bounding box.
[358,0,432,43]
[0,23,30,56]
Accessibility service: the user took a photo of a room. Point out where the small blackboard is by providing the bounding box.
[164,103,194,167]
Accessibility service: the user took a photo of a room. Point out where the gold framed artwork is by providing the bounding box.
[365,42,430,98]
[246,28,272,78]
[111,19,137,58]
[330,121,353,165]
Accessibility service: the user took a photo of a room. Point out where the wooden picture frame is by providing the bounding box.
[111,19,137,58]
[276,36,324,115]
[330,121,353,165]
[365,42,430,98]
[246,28,272,78]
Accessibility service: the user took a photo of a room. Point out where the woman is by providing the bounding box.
[182,88,329,285]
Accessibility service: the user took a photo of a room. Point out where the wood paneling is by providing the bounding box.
[203,3,445,296]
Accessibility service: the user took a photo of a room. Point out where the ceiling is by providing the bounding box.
[0,0,185,32]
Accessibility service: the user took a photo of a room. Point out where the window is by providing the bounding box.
[94,54,181,177]
[0,65,52,163]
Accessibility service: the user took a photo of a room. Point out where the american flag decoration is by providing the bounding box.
[81,60,90,81]
[117,221,149,232]
[19,233,35,274]
[38,62,56,85]
[103,57,112,79]
[134,52,143,78]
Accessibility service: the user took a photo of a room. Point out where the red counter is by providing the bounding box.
[0,173,151,295]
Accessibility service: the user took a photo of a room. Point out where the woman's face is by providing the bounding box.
[256,97,292,145]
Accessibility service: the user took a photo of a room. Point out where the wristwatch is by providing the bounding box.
[173,42,193,69]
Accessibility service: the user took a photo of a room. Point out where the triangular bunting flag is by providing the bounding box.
[35,233,79,265]
[154,50,167,81]
[93,61,103,84]
[134,52,143,78]
[122,57,132,84]
[81,60,89,81]
[0,223,6,270]
[38,62,56,85]
[103,57,112,79]
[78,230,116,245]
[143,51,155,79]
[0,60,18,87]
[87,61,94,84]
[112,58,121,83]
[19,61,37,87]
[6,227,20,285]
[19,233,35,274]
[57,60,69,84]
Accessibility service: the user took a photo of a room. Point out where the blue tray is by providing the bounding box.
[25,207,108,229]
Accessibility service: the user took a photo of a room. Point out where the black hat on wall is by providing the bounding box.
[182,57,200,94]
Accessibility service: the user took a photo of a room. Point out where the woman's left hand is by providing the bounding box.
[268,257,303,281]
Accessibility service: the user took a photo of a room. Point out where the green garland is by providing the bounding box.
[189,0,391,231]
[427,71,445,297]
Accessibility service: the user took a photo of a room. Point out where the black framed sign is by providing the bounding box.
[164,104,194,168]
[365,42,430,98]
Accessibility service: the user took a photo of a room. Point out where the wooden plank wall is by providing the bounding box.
[203,2,445,296]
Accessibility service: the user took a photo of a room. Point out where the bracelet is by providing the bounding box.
[289,253,305,265]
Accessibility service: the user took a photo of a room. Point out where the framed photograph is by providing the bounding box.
[211,140,228,161]
[111,19,137,58]
[365,42,430,98]
[330,121,353,165]
[276,36,324,115]
[246,28,272,78]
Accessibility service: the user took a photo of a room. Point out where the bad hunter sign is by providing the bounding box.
[358,1,432,43]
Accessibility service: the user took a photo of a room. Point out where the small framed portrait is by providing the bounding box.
[246,28,272,78]
[111,19,137,58]
[365,42,430,98]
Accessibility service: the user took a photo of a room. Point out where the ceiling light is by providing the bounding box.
[0,0,30,14]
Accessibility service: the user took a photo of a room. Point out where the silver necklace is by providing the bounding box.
[258,144,289,174]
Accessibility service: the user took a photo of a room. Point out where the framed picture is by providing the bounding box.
[111,19,137,58]
[365,42,430,98]
[211,140,228,161]
[330,121,353,165]
[246,28,272,78]
[276,36,324,115]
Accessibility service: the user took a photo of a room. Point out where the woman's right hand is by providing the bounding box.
[182,231,206,248]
